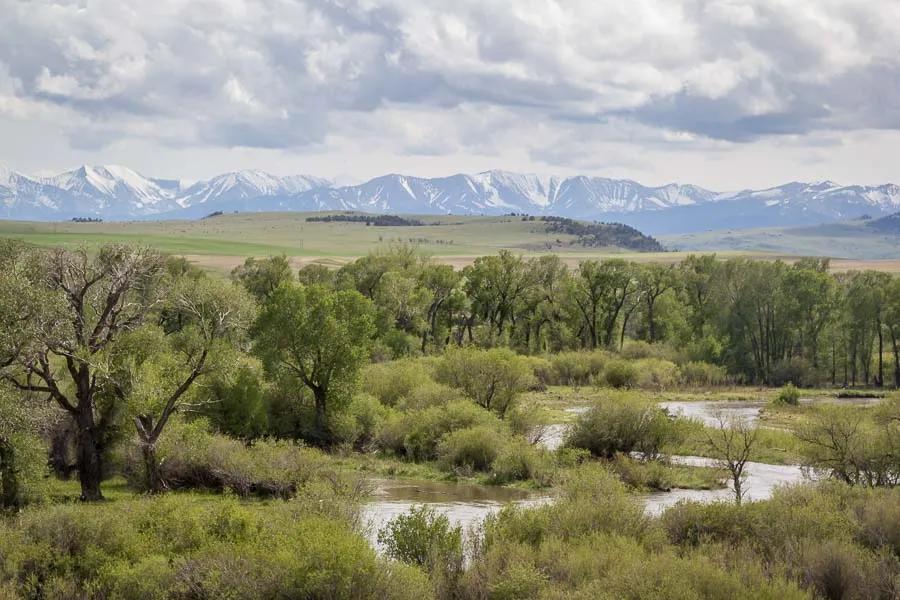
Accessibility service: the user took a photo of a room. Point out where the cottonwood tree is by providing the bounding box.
[231,255,294,302]
[704,412,759,505]
[1,245,165,500]
[130,277,254,492]
[254,284,376,445]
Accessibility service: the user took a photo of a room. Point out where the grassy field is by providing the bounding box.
[2,212,898,273]
[663,218,900,262]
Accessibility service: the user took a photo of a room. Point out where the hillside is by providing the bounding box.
[0,212,665,268]
[663,216,900,260]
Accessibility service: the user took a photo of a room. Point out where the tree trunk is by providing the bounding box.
[141,441,167,494]
[0,440,20,509]
[647,299,656,342]
[876,322,884,387]
[312,387,329,446]
[75,410,104,501]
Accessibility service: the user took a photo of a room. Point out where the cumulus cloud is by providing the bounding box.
[0,0,898,184]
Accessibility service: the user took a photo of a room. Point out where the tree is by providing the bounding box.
[638,264,678,343]
[568,259,636,349]
[704,413,759,505]
[1,245,165,500]
[231,255,294,302]
[417,263,461,353]
[131,277,255,492]
[434,347,533,417]
[463,250,535,342]
[254,284,376,445]
[0,386,47,508]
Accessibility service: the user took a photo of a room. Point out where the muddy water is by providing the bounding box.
[362,457,808,544]
[643,456,808,515]
[362,478,550,548]
[660,395,884,428]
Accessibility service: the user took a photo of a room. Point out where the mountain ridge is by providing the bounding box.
[1,164,899,234]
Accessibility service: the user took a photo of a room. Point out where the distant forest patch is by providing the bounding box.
[306,214,426,226]
[539,216,665,252]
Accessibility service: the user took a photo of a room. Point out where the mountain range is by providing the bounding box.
[2,164,899,235]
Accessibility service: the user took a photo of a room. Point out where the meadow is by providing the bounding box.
[3,212,897,274]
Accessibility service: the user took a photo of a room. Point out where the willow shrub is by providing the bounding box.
[121,419,328,498]
[377,400,502,461]
[565,393,681,459]
[0,495,432,600]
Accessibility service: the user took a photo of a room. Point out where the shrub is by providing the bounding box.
[505,403,553,446]
[565,393,681,459]
[437,426,504,473]
[361,359,434,407]
[602,359,638,388]
[0,390,48,508]
[619,340,678,361]
[199,360,268,440]
[435,347,534,416]
[377,400,502,461]
[548,351,606,386]
[632,358,679,390]
[609,454,673,491]
[774,383,801,406]
[490,439,554,486]
[525,356,554,388]
[122,420,327,497]
[377,505,463,571]
[679,361,729,387]
[0,495,433,600]
[398,381,464,410]
[342,393,389,449]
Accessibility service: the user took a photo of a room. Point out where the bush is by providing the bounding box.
[774,383,801,406]
[632,358,679,390]
[361,359,434,407]
[398,381,464,410]
[601,359,638,388]
[122,420,327,497]
[0,390,49,508]
[437,426,504,473]
[609,454,673,491]
[490,439,554,486]
[679,361,728,387]
[565,393,681,459]
[377,505,463,571]
[377,400,502,461]
[199,360,268,440]
[619,340,678,361]
[0,495,433,600]
[435,347,534,416]
[548,351,607,386]
[340,393,390,449]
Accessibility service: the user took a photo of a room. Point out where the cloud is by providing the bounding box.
[0,0,898,184]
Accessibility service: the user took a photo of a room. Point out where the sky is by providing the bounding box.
[1,0,899,190]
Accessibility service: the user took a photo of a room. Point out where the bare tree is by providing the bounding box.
[704,412,759,505]
[1,245,165,500]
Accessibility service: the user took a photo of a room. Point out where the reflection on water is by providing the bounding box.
[362,456,809,548]
[364,394,881,549]
[362,478,550,549]
[660,400,765,427]
[643,456,808,515]
[660,395,884,429]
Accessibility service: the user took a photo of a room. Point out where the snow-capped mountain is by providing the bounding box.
[1,164,898,234]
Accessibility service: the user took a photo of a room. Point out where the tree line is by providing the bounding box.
[1,241,898,502]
